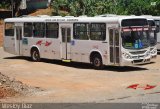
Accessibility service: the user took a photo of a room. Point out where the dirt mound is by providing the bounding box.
[0,86,18,99]
[29,7,52,16]
[0,72,42,99]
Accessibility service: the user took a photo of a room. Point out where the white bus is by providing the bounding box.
[3,16,151,69]
[152,16,160,51]
[98,15,157,60]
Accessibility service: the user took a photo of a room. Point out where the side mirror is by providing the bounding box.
[156,25,160,33]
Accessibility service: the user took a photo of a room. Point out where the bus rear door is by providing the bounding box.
[60,25,72,61]
[15,23,23,55]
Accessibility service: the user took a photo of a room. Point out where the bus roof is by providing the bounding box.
[4,15,147,24]
[152,16,160,20]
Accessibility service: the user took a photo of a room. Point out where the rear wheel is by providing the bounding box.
[92,54,103,69]
[31,49,40,62]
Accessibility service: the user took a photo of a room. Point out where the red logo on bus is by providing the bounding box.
[36,40,43,45]
[45,41,52,46]
[36,40,52,47]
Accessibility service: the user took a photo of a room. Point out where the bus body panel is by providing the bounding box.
[45,38,61,59]
[4,36,16,55]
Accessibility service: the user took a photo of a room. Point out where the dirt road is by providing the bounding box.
[0,47,160,103]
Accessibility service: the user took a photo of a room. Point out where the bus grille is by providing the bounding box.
[130,50,147,55]
[132,55,145,59]
[133,59,143,63]
[150,48,154,51]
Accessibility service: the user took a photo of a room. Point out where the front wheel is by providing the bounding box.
[31,49,40,62]
[92,54,103,69]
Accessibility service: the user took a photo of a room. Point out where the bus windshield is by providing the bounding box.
[121,29,149,50]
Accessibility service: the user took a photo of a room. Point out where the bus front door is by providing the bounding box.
[15,26,22,55]
[61,27,71,61]
[109,28,120,65]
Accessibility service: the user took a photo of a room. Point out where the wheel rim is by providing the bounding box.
[32,51,39,61]
[94,57,101,67]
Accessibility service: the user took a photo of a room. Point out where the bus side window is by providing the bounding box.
[33,23,45,38]
[90,23,106,41]
[24,23,32,37]
[46,23,59,38]
[5,23,14,36]
[73,23,89,40]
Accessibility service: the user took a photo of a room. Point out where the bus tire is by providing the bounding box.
[31,49,40,62]
[92,54,103,69]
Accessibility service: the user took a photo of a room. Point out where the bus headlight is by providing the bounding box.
[151,49,157,54]
[145,51,150,57]
[123,53,132,59]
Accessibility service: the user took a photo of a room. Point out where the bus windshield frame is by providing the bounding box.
[121,27,150,50]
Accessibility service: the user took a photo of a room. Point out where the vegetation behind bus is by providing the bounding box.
[51,0,160,16]
[0,0,159,17]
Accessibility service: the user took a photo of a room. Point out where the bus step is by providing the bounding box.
[62,60,71,62]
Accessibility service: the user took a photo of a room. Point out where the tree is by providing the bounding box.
[51,0,160,16]
[0,0,10,9]
[0,0,21,16]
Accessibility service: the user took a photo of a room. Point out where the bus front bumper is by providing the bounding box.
[121,56,151,66]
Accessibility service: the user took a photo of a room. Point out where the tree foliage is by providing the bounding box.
[0,0,10,9]
[51,0,160,16]
[0,0,21,16]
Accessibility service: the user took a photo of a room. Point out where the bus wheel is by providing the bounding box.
[92,54,103,69]
[31,49,40,62]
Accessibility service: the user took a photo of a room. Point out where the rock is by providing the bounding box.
[1,78,6,82]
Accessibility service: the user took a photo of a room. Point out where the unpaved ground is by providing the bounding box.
[0,72,42,99]
[0,47,160,103]
[0,21,3,47]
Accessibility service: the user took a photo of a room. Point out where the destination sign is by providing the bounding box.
[45,19,78,22]
[122,27,149,32]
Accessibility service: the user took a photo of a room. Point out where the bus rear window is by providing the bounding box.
[121,19,148,27]
[24,23,32,37]
[46,23,59,38]
[5,23,14,36]
[73,23,89,40]
[90,23,106,41]
[33,23,45,38]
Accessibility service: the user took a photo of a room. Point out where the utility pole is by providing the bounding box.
[11,0,14,17]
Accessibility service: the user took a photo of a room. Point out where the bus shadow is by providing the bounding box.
[137,62,155,65]
[157,52,160,55]
[104,66,148,72]
[4,56,32,61]
[4,56,148,72]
